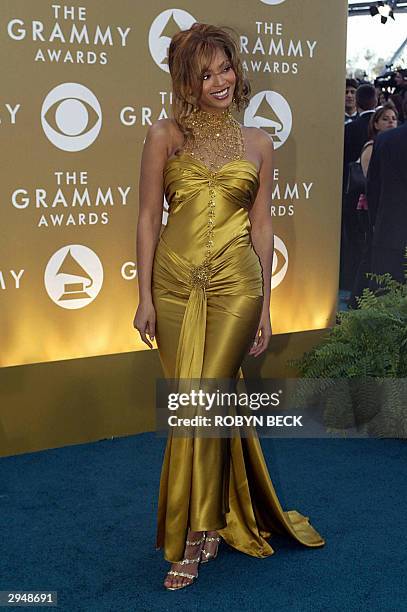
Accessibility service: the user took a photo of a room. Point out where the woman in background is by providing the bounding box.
[350,103,398,308]
[360,104,398,178]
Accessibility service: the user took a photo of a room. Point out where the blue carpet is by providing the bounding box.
[1,434,405,611]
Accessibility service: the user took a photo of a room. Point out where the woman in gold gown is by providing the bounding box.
[134,23,325,590]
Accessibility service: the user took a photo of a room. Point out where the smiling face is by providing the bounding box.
[197,47,237,113]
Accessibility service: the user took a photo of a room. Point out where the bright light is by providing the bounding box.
[378,5,391,16]
[370,1,396,23]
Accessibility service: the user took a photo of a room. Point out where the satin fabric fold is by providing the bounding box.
[152,155,325,562]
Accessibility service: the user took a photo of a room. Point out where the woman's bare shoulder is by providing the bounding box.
[242,125,273,150]
[361,139,374,152]
[147,118,174,138]
[147,118,183,153]
[241,125,274,168]
[360,141,373,161]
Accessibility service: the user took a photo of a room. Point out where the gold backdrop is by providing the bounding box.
[0,0,347,368]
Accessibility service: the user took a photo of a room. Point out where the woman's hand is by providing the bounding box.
[133,299,156,349]
[248,306,272,357]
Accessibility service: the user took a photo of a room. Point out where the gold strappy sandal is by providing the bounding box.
[201,532,221,563]
[164,532,206,591]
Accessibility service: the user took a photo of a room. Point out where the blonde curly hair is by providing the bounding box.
[168,23,251,135]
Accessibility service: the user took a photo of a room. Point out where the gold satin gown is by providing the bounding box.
[152,151,326,563]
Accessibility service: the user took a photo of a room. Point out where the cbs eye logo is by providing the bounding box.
[260,0,286,4]
[272,235,288,289]
[41,83,102,152]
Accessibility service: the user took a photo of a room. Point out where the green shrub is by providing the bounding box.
[288,253,407,437]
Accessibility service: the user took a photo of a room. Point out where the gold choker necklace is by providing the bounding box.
[183,107,245,171]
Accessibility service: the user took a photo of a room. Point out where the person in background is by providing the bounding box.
[366,101,407,286]
[376,87,388,107]
[360,104,399,178]
[344,84,378,169]
[340,84,378,291]
[345,78,359,124]
[349,104,399,308]
[390,69,407,123]
[393,69,407,98]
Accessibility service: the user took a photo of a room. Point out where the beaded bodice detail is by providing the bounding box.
[182,107,245,172]
[179,108,246,289]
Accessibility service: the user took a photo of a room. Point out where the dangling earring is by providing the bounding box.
[186,91,197,113]
[188,101,198,114]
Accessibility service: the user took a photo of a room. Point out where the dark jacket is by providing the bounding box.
[366,122,407,249]
[344,111,375,167]
[343,111,375,192]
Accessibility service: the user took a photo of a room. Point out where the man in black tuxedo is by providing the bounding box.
[366,121,407,283]
[344,84,377,171]
[345,78,359,125]
[340,84,378,291]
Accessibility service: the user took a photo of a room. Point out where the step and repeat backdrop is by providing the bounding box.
[0,0,347,367]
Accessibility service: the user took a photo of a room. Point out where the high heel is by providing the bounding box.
[201,533,221,563]
[164,532,206,590]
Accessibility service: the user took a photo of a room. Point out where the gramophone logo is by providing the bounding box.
[244,91,292,150]
[44,245,103,309]
[41,83,102,152]
[149,9,196,72]
[272,235,288,289]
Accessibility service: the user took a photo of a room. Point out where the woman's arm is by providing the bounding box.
[248,130,275,357]
[133,120,171,348]
[360,142,373,178]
